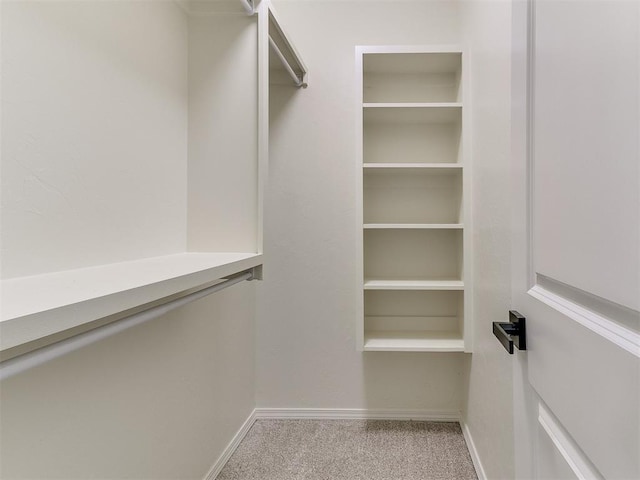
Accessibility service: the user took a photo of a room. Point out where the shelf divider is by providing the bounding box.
[364,330,465,352]
[363,102,462,108]
[363,163,462,169]
[364,279,464,290]
[363,224,463,229]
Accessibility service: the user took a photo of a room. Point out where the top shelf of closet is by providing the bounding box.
[363,51,462,104]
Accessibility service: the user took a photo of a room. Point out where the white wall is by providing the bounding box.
[0,2,258,478]
[257,0,467,412]
[0,0,188,279]
[187,12,259,254]
[0,283,256,480]
[260,2,515,476]
[460,1,514,478]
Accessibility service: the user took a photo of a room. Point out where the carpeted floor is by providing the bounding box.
[216,419,478,480]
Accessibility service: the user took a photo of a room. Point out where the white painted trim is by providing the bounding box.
[355,46,365,351]
[526,0,537,290]
[537,403,603,480]
[257,0,268,255]
[460,421,487,480]
[511,1,537,477]
[174,0,249,16]
[528,284,640,358]
[203,409,257,480]
[254,408,460,422]
[461,46,473,354]
[356,45,463,55]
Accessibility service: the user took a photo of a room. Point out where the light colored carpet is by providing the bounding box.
[216,419,478,480]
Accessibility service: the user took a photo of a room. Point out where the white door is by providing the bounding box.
[510,0,639,479]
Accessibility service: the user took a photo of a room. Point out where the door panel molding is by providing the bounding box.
[538,403,604,480]
[529,278,640,357]
[525,0,536,291]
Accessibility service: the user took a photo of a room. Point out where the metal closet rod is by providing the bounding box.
[0,269,256,381]
[239,0,254,15]
[269,36,307,88]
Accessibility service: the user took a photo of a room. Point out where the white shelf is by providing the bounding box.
[1,252,263,355]
[364,279,464,290]
[364,104,462,124]
[364,165,462,178]
[363,102,462,108]
[363,163,462,169]
[364,331,465,352]
[364,224,463,229]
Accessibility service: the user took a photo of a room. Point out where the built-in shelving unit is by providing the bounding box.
[356,46,471,353]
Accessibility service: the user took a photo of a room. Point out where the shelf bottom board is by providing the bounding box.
[364,331,465,352]
[364,279,464,290]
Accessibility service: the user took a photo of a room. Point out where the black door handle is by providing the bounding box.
[493,310,526,354]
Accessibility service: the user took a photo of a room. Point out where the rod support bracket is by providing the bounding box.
[249,265,263,281]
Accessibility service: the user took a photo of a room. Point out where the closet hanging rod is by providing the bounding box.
[239,0,255,15]
[269,36,307,88]
[0,269,256,381]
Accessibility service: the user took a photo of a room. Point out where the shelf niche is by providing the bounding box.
[364,290,464,352]
[363,52,462,104]
[364,168,462,224]
[363,111,461,164]
[364,229,463,282]
[357,46,470,354]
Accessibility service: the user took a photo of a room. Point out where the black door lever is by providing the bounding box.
[493,310,526,354]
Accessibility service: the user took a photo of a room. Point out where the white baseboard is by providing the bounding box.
[254,407,461,422]
[203,409,257,480]
[461,421,487,480]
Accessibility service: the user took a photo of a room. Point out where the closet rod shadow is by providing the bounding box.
[0,269,256,381]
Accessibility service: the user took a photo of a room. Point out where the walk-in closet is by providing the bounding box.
[1,1,638,479]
